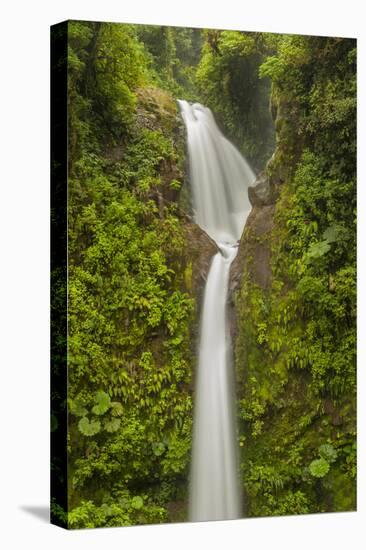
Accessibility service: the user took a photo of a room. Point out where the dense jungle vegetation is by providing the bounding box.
[51,21,356,527]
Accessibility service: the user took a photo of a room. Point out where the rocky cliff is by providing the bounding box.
[229,36,356,517]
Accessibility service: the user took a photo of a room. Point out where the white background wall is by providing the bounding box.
[0,1,364,548]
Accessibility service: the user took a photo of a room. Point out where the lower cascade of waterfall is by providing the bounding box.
[178,100,255,522]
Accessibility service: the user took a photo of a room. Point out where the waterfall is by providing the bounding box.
[178,100,255,522]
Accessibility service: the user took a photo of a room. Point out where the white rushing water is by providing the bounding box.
[178,100,255,522]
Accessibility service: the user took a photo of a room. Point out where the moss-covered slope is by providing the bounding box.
[52,21,214,528]
[232,35,356,516]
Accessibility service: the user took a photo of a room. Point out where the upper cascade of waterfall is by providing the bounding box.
[178,100,255,245]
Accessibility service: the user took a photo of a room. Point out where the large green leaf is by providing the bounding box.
[104,418,121,433]
[70,395,88,417]
[111,402,124,417]
[309,457,330,478]
[323,225,339,243]
[307,240,331,259]
[92,391,111,415]
[152,442,165,457]
[319,443,338,463]
[323,223,349,244]
[78,417,101,437]
[130,496,143,510]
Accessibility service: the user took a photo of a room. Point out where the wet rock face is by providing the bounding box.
[229,204,274,344]
[248,171,276,208]
[181,222,218,393]
[135,87,179,134]
[184,223,218,299]
[230,205,274,293]
[231,134,279,299]
[248,173,270,207]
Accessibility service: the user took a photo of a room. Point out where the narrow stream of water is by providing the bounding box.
[179,100,255,522]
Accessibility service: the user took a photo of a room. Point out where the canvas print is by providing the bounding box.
[51,20,357,528]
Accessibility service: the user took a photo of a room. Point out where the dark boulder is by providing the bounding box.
[248,171,276,207]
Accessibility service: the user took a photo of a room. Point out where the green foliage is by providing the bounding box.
[69,395,88,417]
[104,418,121,433]
[78,417,101,437]
[92,391,111,415]
[259,56,285,80]
[67,492,167,528]
[196,30,275,170]
[309,458,330,478]
[136,25,203,100]
[319,444,338,463]
[67,21,148,168]
[306,240,331,260]
[131,496,144,510]
[65,20,199,528]
[61,21,356,527]
[308,443,338,479]
[235,35,356,517]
